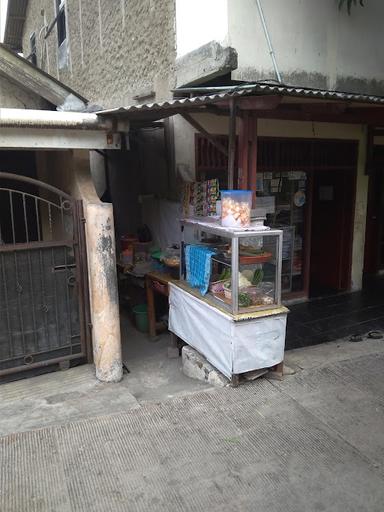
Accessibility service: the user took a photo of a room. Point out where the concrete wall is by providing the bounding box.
[175,0,384,95]
[0,75,48,109]
[22,0,176,108]
[229,0,384,93]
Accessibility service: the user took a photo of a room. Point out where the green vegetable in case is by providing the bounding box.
[252,268,264,286]
[238,292,252,307]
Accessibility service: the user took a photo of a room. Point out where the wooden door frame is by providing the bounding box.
[307,167,357,295]
[364,153,384,274]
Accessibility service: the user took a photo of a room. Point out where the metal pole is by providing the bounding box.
[227,98,237,189]
[255,0,283,84]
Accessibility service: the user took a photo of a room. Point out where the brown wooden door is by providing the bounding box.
[364,168,384,274]
[310,170,355,294]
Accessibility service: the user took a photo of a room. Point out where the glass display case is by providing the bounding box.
[180,219,283,315]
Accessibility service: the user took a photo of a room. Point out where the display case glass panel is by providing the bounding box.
[180,220,283,315]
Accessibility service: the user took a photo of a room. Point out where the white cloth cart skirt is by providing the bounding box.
[169,283,287,379]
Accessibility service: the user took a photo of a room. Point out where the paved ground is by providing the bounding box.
[1,336,384,511]
[120,316,211,402]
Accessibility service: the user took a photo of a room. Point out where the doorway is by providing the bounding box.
[364,147,384,275]
[309,169,355,297]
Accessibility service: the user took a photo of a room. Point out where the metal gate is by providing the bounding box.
[0,172,91,377]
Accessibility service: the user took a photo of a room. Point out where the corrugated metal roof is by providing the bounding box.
[96,83,384,120]
[3,0,28,52]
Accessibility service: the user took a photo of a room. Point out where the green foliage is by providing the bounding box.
[339,0,365,15]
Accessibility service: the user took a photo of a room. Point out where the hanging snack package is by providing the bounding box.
[206,179,219,216]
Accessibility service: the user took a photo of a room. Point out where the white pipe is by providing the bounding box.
[0,108,112,130]
[255,0,282,83]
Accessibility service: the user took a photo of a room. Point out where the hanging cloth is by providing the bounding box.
[185,245,215,295]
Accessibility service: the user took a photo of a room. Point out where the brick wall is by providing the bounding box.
[22,0,176,109]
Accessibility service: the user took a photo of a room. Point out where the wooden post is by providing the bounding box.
[238,112,249,190]
[238,113,258,204]
[227,98,237,189]
[249,115,258,206]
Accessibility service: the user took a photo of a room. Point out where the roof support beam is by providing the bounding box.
[229,107,384,125]
[180,112,228,157]
[236,95,282,110]
[0,108,112,130]
[0,128,121,150]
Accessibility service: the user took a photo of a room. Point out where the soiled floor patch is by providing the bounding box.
[0,365,139,437]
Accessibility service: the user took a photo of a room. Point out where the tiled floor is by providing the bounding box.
[285,276,384,350]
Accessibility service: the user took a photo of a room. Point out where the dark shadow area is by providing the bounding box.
[286,275,384,350]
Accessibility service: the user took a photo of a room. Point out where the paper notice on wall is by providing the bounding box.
[271,178,280,193]
[288,171,306,180]
[256,174,264,192]
[257,195,275,214]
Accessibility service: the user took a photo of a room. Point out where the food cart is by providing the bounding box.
[169,217,288,385]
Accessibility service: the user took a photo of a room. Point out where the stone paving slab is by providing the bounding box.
[1,352,384,511]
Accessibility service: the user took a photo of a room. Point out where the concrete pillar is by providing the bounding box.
[71,150,123,382]
[85,202,123,382]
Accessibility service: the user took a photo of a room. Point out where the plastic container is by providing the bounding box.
[121,235,137,251]
[221,190,252,228]
[133,304,149,333]
[134,241,152,263]
[120,235,137,265]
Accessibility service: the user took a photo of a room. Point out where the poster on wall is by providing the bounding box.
[257,196,275,214]
[288,171,306,180]
[256,174,264,192]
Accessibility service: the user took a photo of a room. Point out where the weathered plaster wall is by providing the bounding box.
[22,0,176,108]
[173,114,369,290]
[228,0,384,94]
[175,0,384,95]
[0,75,48,109]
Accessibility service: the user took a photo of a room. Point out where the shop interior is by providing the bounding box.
[101,123,364,388]
[101,126,286,387]
[198,135,359,300]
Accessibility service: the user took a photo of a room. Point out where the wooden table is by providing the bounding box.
[145,271,176,338]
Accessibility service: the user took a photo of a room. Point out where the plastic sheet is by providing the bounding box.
[141,198,181,248]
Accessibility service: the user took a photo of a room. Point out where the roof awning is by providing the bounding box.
[95,83,384,126]
[0,108,123,150]
[0,43,87,108]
